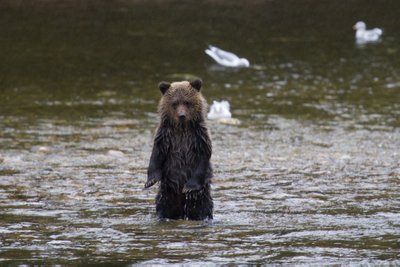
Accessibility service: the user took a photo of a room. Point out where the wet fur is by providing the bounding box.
[146,80,213,220]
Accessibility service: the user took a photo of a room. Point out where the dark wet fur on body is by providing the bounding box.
[145,80,213,220]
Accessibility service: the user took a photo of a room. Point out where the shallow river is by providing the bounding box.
[1,0,399,265]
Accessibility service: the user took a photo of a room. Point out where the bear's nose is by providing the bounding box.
[177,105,187,118]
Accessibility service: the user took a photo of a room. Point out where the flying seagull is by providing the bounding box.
[205,45,250,68]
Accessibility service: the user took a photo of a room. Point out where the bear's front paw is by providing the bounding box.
[145,173,161,189]
[182,180,202,194]
[184,187,205,200]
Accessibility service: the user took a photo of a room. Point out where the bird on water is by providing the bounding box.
[205,45,250,68]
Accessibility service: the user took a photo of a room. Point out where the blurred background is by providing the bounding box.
[0,0,399,265]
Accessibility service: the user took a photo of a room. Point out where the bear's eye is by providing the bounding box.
[184,101,191,107]
[172,102,179,109]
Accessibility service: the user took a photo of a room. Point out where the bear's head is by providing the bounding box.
[158,79,207,125]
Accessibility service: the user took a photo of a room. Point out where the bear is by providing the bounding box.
[144,79,213,220]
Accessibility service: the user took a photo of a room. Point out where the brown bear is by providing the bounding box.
[144,79,213,220]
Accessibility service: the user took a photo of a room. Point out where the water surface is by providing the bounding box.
[0,0,399,265]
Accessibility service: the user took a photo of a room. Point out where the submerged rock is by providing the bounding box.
[213,117,241,125]
[107,150,125,157]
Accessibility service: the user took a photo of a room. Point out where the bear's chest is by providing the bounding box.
[162,127,198,167]
[169,132,194,160]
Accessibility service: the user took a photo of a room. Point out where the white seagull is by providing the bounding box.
[205,45,250,68]
[207,100,232,120]
[353,21,383,44]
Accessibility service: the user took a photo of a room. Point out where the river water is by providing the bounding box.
[0,0,399,265]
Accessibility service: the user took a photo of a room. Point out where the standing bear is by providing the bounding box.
[145,79,213,220]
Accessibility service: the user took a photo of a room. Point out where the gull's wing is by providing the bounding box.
[208,45,240,62]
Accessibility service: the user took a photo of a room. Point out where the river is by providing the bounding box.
[0,0,399,265]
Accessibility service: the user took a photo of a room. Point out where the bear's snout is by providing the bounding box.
[177,104,188,118]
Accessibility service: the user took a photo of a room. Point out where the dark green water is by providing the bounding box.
[1,0,399,265]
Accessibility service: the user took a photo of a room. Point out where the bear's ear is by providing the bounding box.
[159,82,171,95]
[190,79,202,92]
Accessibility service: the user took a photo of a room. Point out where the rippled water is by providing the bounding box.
[1,0,399,265]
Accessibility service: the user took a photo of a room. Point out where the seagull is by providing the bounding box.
[353,21,383,44]
[207,100,232,120]
[205,45,250,68]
